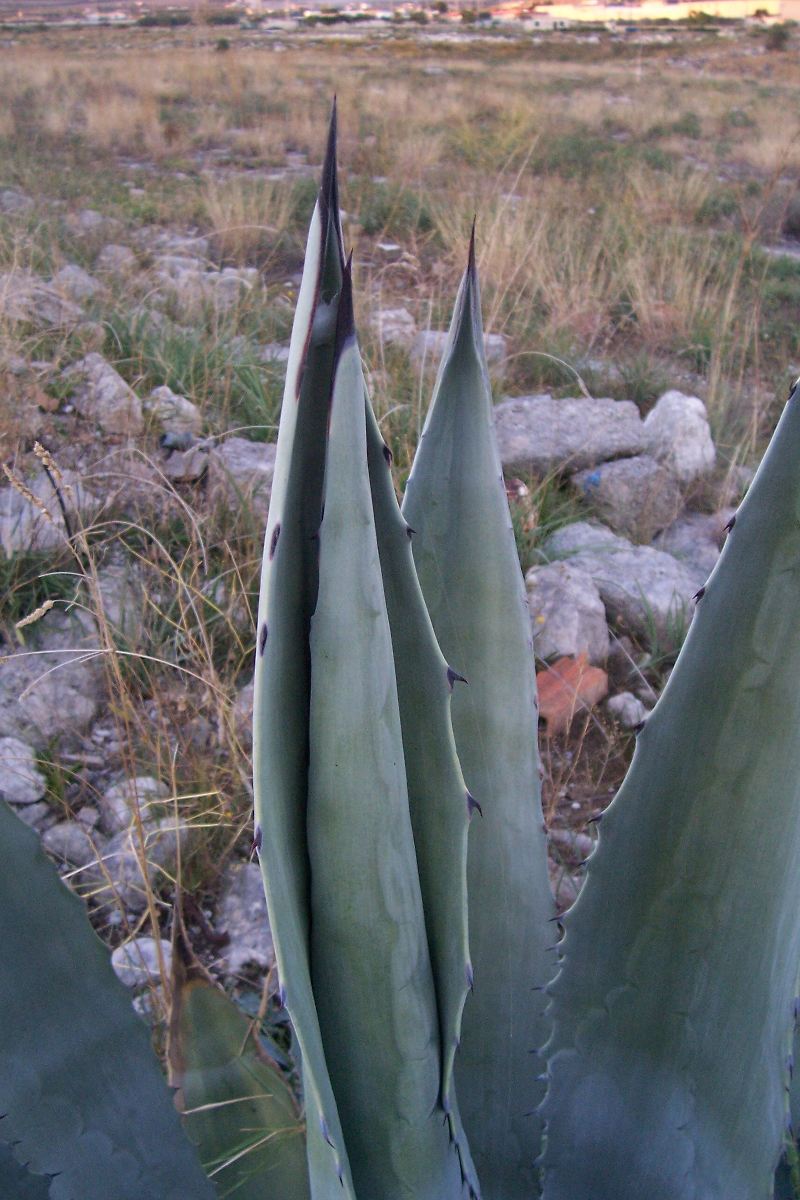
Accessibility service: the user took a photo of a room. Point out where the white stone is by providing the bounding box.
[206,438,277,521]
[100,775,170,835]
[0,611,104,749]
[0,269,84,329]
[653,509,734,577]
[526,561,609,665]
[494,394,645,477]
[146,385,202,436]
[216,861,275,976]
[51,264,105,304]
[42,820,103,869]
[571,455,682,543]
[258,342,291,365]
[0,736,46,805]
[0,469,99,556]
[542,521,703,642]
[84,816,190,911]
[96,243,137,274]
[643,390,716,484]
[63,353,143,436]
[0,189,33,214]
[111,937,172,988]
[370,307,416,349]
[607,691,650,728]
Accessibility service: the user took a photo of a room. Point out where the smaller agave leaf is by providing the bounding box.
[170,971,309,1200]
[307,266,463,1200]
[402,235,555,1199]
[0,801,214,1200]
[0,1143,51,1199]
[365,399,479,1197]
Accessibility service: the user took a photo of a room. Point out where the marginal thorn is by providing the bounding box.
[269,522,281,560]
[320,1117,335,1149]
[447,666,468,690]
[405,525,415,539]
[466,791,482,819]
[249,824,262,860]
[587,813,602,824]
[465,962,474,991]
[633,720,646,734]
[278,984,286,1008]
[382,443,393,466]
[258,623,268,656]
[725,514,736,532]
[693,586,706,602]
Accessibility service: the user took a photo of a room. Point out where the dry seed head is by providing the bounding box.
[1,464,55,524]
[33,441,65,487]
[15,599,56,630]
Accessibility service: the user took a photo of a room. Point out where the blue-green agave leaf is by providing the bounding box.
[0,1142,51,1198]
[365,398,479,1197]
[251,107,355,1199]
[541,384,800,1200]
[402,239,555,1199]
[0,801,214,1200]
[306,267,464,1200]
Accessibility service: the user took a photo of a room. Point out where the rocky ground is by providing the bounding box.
[0,24,797,1031]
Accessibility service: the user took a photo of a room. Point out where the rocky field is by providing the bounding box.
[0,21,799,1038]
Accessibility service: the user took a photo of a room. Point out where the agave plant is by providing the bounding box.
[2,105,800,1200]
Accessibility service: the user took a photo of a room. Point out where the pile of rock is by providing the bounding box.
[515,388,729,728]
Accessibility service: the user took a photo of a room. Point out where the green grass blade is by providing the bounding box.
[251,108,354,1199]
[307,270,463,1200]
[402,240,555,1200]
[0,801,214,1200]
[541,384,800,1200]
[170,972,309,1199]
[365,398,479,1196]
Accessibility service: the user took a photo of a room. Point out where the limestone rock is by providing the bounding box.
[571,454,682,543]
[526,561,609,665]
[231,680,254,752]
[370,307,417,349]
[0,736,46,805]
[51,264,105,304]
[146,385,202,436]
[0,189,33,214]
[542,521,703,642]
[493,394,645,477]
[653,509,735,577]
[0,610,104,748]
[206,438,277,521]
[643,390,716,484]
[0,269,84,329]
[100,775,170,836]
[111,937,172,988]
[96,244,137,274]
[607,691,650,729]
[215,861,275,977]
[0,468,99,556]
[63,353,143,436]
[84,816,190,911]
[42,819,103,870]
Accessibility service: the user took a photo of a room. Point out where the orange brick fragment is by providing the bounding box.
[536,652,609,736]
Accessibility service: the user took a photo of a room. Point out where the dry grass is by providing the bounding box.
[1,20,800,1002]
